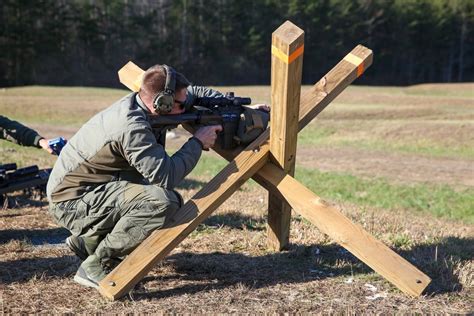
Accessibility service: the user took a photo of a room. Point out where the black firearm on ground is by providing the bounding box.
[0,163,51,197]
[149,92,269,149]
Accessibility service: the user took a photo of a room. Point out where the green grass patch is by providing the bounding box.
[177,152,473,223]
[1,110,89,127]
[298,123,474,159]
[339,139,474,159]
[295,167,473,223]
[186,153,260,188]
[298,126,337,146]
[186,153,228,177]
[0,142,56,168]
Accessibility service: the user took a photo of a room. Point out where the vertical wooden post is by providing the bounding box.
[267,21,304,250]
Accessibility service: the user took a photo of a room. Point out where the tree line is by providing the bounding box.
[0,0,472,87]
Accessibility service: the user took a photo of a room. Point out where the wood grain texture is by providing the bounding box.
[105,44,430,299]
[267,20,304,250]
[118,61,144,92]
[270,21,304,169]
[298,45,373,131]
[259,163,432,297]
[212,45,430,296]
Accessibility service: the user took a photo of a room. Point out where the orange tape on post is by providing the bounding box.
[272,44,304,64]
[343,53,365,77]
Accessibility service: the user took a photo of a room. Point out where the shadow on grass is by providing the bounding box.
[135,243,358,300]
[0,210,471,299]
[202,211,266,231]
[398,236,473,295]
[1,191,49,209]
[175,178,206,190]
[0,255,78,284]
[0,213,25,218]
[0,227,69,245]
[0,227,76,284]
[133,236,472,300]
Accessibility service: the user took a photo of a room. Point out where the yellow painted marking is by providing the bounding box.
[343,53,365,77]
[272,44,304,64]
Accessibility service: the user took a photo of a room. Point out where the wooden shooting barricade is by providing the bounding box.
[98,21,431,300]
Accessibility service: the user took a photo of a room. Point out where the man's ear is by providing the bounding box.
[139,93,158,114]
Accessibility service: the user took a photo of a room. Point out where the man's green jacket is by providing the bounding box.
[47,86,222,203]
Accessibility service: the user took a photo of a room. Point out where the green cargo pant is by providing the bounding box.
[49,181,182,265]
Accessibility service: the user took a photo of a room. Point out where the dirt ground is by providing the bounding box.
[1,187,472,313]
[1,84,473,313]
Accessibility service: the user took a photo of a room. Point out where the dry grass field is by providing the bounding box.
[0,83,473,313]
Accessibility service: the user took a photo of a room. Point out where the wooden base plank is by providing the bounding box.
[259,163,431,297]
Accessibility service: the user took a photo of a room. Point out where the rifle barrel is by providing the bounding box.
[149,113,223,128]
[0,163,17,172]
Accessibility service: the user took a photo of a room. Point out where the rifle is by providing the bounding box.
[0,163,51,197]
[149,92,258,149]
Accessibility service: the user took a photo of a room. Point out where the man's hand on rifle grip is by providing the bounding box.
[194,125,223,150]
[247,103,270,112]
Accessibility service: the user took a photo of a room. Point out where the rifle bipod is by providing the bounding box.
[0,163,51,209]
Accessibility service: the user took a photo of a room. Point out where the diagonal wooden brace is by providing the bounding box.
[99,131,271,299]
[99,44,431,300]
[259,163,431,297]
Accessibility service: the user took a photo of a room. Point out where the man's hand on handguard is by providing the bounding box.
[247,103,270,112]
[193,125,223,150]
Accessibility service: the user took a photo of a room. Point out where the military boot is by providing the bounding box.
[66,235,98,261]
[73,254,109,289]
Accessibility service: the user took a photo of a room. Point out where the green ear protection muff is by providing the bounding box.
[153,65,176,113]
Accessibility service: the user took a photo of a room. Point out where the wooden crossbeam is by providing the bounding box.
[99,40,431,299]
[267,21,304,250]
[298,45,372,131]
[118,61,143,92]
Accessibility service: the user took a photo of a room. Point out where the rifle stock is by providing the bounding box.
[148,112,223,128]
[149,109,242,150]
